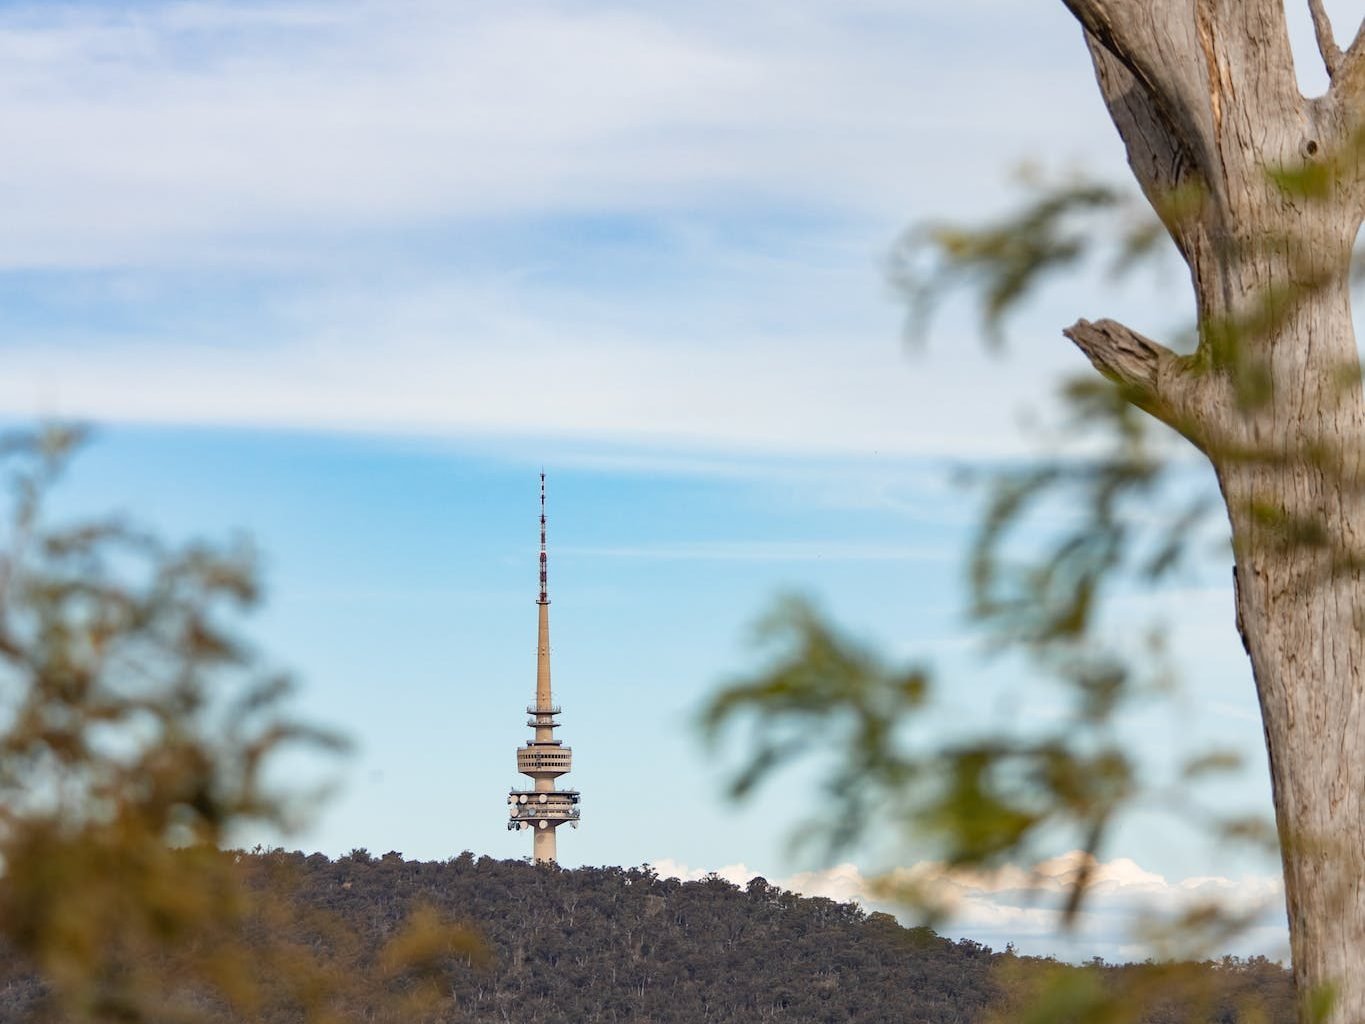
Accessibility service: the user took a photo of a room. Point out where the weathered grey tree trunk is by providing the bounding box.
[1057,2,1365,1019]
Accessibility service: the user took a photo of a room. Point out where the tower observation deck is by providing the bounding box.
[506,473,580,863]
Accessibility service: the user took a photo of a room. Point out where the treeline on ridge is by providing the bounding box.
[0,850,1294,1023]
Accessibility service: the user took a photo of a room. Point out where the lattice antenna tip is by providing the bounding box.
[538,472,549,604]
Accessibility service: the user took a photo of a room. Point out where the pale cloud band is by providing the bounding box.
[651,851,1288,964]
[1,0,1114,459]
[2,0,1341,458]
[0,0,1099,266]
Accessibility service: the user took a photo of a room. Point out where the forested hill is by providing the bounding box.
[295,849,1002,1022]
[271,850,1293,1023]
[1,849,1294,1023]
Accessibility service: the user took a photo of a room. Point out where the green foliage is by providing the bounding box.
[701,597,927,854]
[0,428,475,1023]
[702,599,1139,923]
[702,167,1320,1017]
[1,851,1294,1024]
[989,956,1295,1024]
[886,172,1167,347]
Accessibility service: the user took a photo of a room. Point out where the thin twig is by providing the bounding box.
[1333,18,1365,118]
[1349,16,1365,60]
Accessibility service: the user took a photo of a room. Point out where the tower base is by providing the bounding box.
[533,827,556,864]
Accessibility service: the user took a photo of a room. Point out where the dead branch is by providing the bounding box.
[1063,317,1204,447]
[1309,0,1344,79]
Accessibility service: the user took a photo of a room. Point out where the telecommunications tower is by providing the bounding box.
[506,474,581,863]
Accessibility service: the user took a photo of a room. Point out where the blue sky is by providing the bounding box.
[9,0,1357,959]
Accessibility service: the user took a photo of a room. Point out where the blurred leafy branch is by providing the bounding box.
[888,170,1174,349]
[0,426,480,1023]
[700,595,1141,927]
[702,172,1285,944]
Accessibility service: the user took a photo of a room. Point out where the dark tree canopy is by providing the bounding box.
[0,851,1296,1024]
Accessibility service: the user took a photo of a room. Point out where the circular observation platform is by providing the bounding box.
[517,745,573,775]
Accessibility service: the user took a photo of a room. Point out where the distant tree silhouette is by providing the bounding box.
[1,850,1286,1023]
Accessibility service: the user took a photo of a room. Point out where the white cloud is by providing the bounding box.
[650,858,758,889]
[0,0,1230,458]
[4,278,1073,457]
[0,0,1114,267]
[651,850,1289,963]
[0,0,1148,457]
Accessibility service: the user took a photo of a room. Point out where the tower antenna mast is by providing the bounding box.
[507,473,580,862]
[539,472,548,605]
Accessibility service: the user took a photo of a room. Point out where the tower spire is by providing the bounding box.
[535,473,552,711]
[538,471,548,606]
[508,473,580,863]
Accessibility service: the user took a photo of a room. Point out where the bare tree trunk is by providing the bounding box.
[1057,1,1365,1018]
[1219,271,1365,1020]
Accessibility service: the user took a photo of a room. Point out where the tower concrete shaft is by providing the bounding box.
[507,473,580,863]
[536,602,551,717]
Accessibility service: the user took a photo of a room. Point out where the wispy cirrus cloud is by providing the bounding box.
[561,540,950,562]
[0,0,1125,456]
[4,281,1070,458]
[0,0,1105,267]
